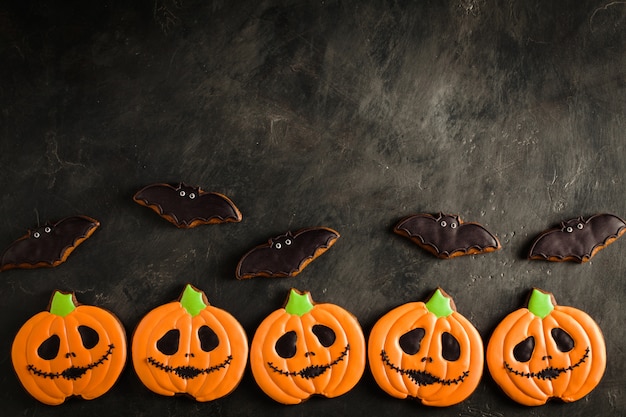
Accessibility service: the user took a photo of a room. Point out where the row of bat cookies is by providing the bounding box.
[12,284,606,407]
[2,183,626,272]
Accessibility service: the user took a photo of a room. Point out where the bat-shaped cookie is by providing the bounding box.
[394,213,501,259]
[236,227,340,279]
[133,182,242,228]
[528,213,626,263]
[1,215,100,271]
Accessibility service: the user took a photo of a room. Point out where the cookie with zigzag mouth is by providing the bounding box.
[132,284,248,402]
[487,289,606,406]
[250,289,366,404]
[368,288,483,407]
[12,291,127,405]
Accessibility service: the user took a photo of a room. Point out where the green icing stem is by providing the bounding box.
[180,284,208,317]
[424,288,454,318]
[527,288,554,319]
[49,291,76,317]
[284,289,315,316]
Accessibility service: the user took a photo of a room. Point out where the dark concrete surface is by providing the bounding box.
[1,0,625,415]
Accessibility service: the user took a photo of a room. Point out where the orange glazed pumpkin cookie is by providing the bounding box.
[368,288,483,406]
[486,289,606,406]
[131,284,248,402]
[11,291,127,405]
[250,289,366,404]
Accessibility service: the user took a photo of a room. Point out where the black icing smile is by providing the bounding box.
[268,345,349,379]
[504,347,590,380]
[27,344,115,380]
[147,355,233,379]
[380,350,469,386]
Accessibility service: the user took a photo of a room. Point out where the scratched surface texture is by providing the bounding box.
[1,0,625,416]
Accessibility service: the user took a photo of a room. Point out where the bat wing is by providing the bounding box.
[133,183,242,228]
[449,223,501,257]
[394,214,443,257]
[394,213,500,258]
[1,215,100,271]
[529,213,626,263]
[236,227,339,279]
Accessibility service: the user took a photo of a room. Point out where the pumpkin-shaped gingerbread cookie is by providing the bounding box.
[486,288,606,406]
[132,284,248,401]
[368,288,483,406]
[250,289,366,404]
[11,291,127,405]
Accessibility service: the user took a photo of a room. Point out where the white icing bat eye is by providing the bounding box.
[188,192,196,199]
[33,232,41,238]
[577,223,584,230]
[566,226,573,233]
[440,221,447,227]
[44,226,52,233]
[179,190,186,197]
[450,222,457,229]
[285,239,292,245]
[275,243,282,250]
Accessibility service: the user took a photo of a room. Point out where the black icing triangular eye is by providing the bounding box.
[441,332,460,361]
[399,327,425,355]
[157,329,180,355]
[275,331,297,359]
[37,335,60,360]
[513,336,535,362]
[78,325,100,349]
[312,324,335,347]
[551,328,575,352]
[198,325,219,352]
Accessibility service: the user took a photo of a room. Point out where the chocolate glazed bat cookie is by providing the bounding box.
[394,213,501,259]
[133,183,242,228]
[236,227,340,279]
[528,213,626,263]
[1,216,100,271]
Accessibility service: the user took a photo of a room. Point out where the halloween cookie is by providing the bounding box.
[368,288,483,406]
[133,182,242,228]
[528,213,626,263]
[1,215,99,271]
[394,213,500,259]
[236,227,339,279]
[131,284,248,401]
[11,291,127,405]
[250,289,366,404]
[486,288,606,406]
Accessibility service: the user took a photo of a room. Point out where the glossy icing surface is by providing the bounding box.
[133,183,242,228]
[236,227,340,279]
[486,289,606,406]
[131,284,248,402]
[368,288,483,407]
[528,213,626,263]
[1,216,99,271]
[11,291,127,405]
[394,213,500,258]
[250,289,366,404]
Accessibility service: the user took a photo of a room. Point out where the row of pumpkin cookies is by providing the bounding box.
[1,183,625,273]
[13,284,605,407]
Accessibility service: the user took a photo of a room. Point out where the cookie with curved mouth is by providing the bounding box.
[368,288,483,407]
[250,289,366,404]
[11,291,127,405]
[131,284,248,402]
[487,288,606,406]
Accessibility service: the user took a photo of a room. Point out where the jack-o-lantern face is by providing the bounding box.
[487,288,606,406]
[368,288,483,406]
[131,284,248,402]
[250,289,366,404]
[11,291,127,405]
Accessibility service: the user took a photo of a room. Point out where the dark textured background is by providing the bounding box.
[1,0,625,416]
